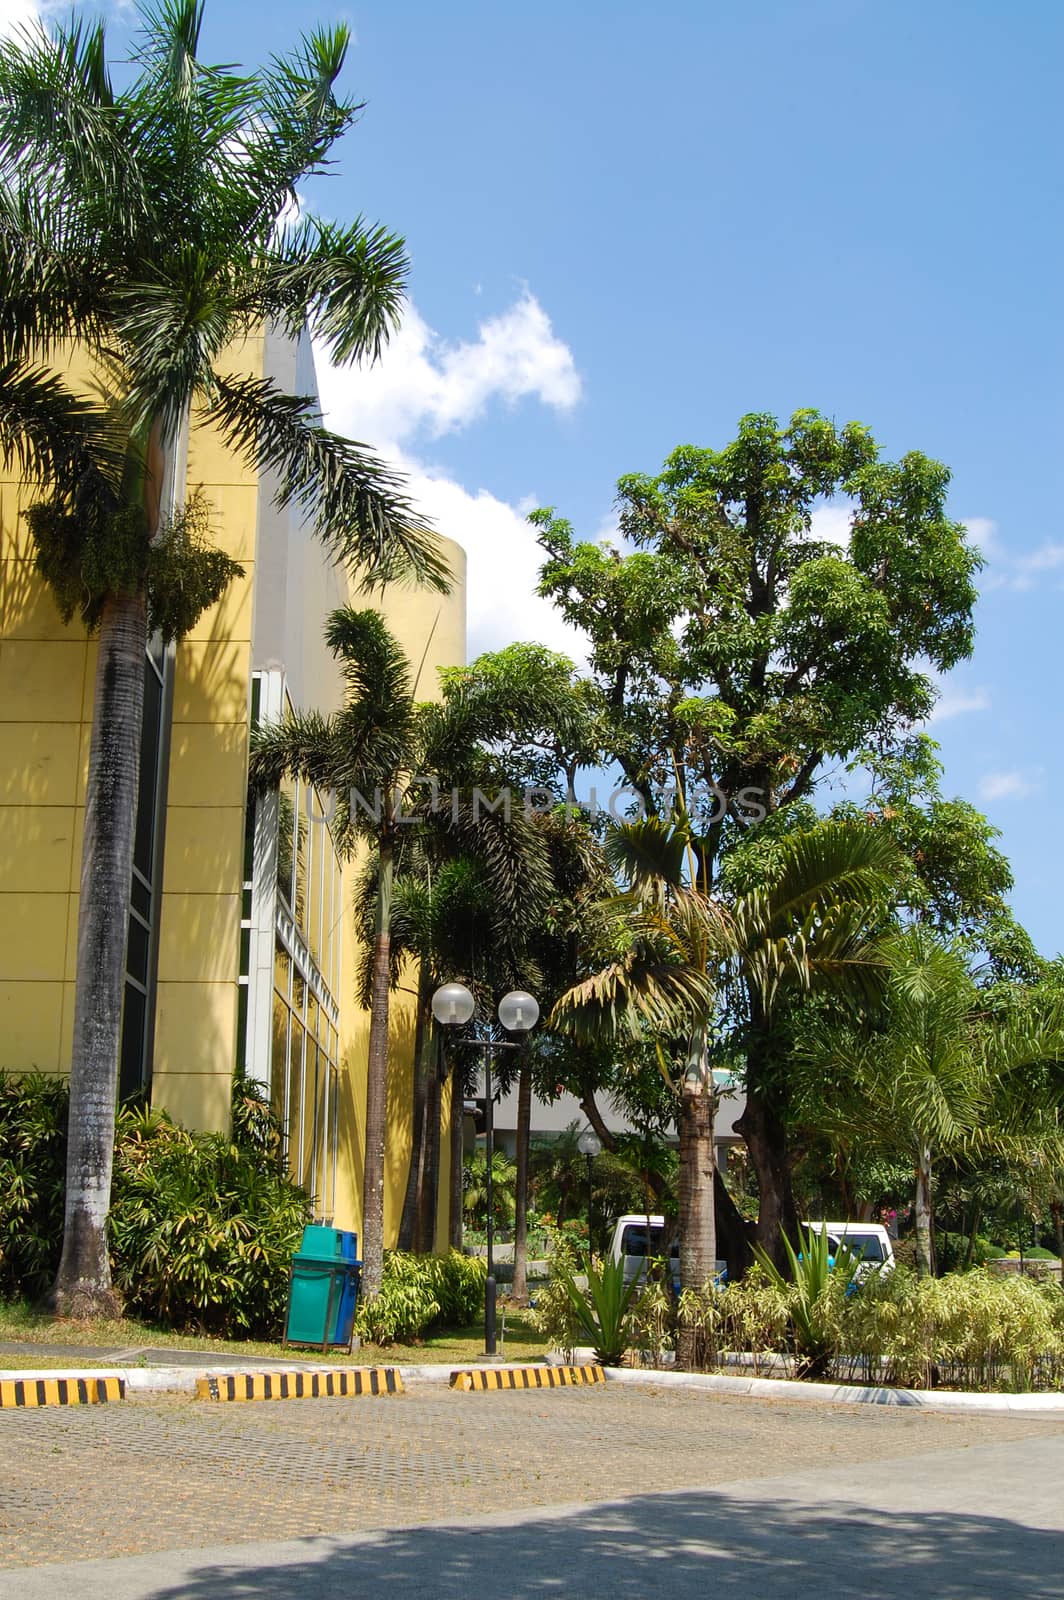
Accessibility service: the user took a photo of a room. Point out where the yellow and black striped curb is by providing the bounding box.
[449,1364,604,1391]
[195,1368,404,1402]
[0,1376,125,1408]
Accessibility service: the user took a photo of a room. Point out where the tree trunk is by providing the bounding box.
[448,1065,464,1250]
[736,1080,800,1273]
[360,833,394,1298]
[963,1203,983,1270]
[1051,1199,1064,1268]
[398,974,431,1251]
[676,1044,716,1370]
[511,1063,533,1303]
[419,1062,441,1253]
[50,588,148,1317]
[914,1145,933,1277]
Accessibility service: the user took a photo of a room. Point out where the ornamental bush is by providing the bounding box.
[0,1070,310,1337]
[354,1249,487,1345]
[0,1073,68,1300]
[672,1263,1064,1391]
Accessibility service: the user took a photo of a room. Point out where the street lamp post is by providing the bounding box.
[577,1127,602,1254]
[431,983,540,1355]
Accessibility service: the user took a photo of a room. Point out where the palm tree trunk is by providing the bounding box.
[398,974,431,1251]
[676,1037,716,1370]
[419,1061,442,1253]
[914,1146,933,1277]
[448,1065,464,1250]
[360,832,394,1298]
[511,1062,533,1303]
[50,588,148,1316]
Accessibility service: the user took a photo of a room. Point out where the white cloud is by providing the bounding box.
[978,770,1041,803]
[0,0,42,36]
[318,291,581,447]
[967,517,1064,593]
[965,516,1001,562]
[400,464,589,663]
[315,290,587,660]
[926,684,990,725]
[810,501,853,548]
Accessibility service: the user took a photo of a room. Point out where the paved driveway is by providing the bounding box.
[2,1382,1062,1597]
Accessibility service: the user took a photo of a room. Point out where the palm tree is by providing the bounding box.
[250,609,419,1296]
[553,816,901,1309]
[0,4,444,1314]
[552,815,727,1336]
[251,610,561,1291]
[801,930,1064,1275]
[725,823,899,1268]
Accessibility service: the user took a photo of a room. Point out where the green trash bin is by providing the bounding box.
[283,1226,361,1352]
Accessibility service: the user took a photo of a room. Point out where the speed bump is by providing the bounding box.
[196,1368,403,1402]
[449,1364,604,1391]
[0,1376,124,1408]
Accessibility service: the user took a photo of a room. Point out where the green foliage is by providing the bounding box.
[678,1266,791,1373]
[0,1073,68,1300]
[753,1225,862,1377]
[675,1263,1064,1392]
[553,1251,643,1365]
[27,489,244,640]
[627,1277,675,1366]
[353,1250,486,1345]
[0,1071,311,1336]
[839,1267,1064,1391]
[527,1235,586,1360]
[462,1147,517,1231]
[108,1107,310,1336]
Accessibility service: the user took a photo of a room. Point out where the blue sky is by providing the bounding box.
[7,0,1063,954]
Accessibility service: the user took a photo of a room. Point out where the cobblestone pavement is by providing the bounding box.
[2,1383,1062,1569]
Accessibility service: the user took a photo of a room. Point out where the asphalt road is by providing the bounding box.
[3,1383,1062,1598]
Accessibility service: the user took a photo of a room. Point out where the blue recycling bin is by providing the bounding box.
[283,1225,362,1351]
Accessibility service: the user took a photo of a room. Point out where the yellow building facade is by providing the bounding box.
[0,328,465,1248]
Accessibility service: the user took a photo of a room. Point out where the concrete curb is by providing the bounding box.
[450,1364,604,1391]
[603,1365,1064,1412]
[2,1359,1061,1412]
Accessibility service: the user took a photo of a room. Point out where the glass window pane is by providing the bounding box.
[288,1016,305,1186]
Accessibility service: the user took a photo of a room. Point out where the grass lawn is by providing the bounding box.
[0,1300,549,1369]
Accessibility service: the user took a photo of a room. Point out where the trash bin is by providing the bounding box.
[283,1225,362,1352]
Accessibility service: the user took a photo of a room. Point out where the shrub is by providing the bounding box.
[354,1249,487,1345]
[551,1253,643,1365]
[528,1236,584,1361]
[0,1073,68,1299]
[108,1106,310,1336]
[677,1267,790,1374]
[0,1070,311,1338]
[754,1225,862,1378]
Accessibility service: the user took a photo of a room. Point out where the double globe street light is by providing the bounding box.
[431,982,540,1356]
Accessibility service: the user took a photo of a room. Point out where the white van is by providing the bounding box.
[807,1221,895,1278]
[608,1214,725,1291]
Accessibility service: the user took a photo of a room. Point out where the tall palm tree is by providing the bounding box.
[553,814,727,1343]
[251,609,418,1297]
[0,2,444,1314]
[251,609,558,1292]
[553,817,901,1308]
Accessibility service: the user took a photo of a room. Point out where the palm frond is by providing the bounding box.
[251,215,408,365]
[204,374,448,589]
[0,361,125,502]
[605,816,690,896]
[247,707,335,792]
[551,950,717,1042]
